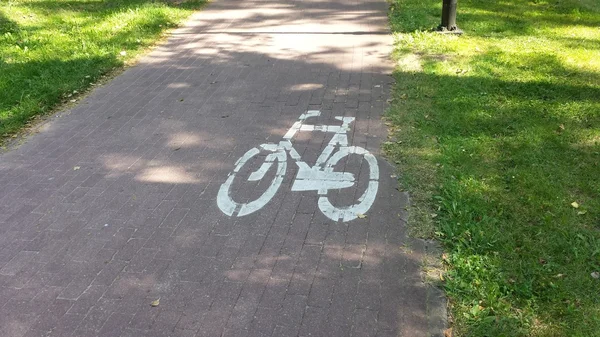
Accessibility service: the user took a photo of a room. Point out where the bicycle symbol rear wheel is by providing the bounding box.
[217,145,287,217]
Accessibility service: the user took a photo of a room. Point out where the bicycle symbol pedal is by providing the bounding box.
[217,110,379,222]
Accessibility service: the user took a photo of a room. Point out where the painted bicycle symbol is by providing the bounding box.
[217,110,379,222]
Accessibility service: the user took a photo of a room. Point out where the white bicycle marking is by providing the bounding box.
[217,111,380,222]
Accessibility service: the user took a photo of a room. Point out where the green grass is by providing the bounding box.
[386,0,600,336]
[0,0,205,140]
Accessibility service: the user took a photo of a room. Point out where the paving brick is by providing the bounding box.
[57,263,104,300]
[287,212,313,242]
[351,309,379,337]
[298,305,328,337]
[226,294,261,331]
[125,248,159,273]
[304,218,329,245]
[92,259,128,286]
[72,238,107,262]
[0,251,38,276]
[97,312,134,337]
[113,238,146,262]
[73,305,114,334]
[307,275,336,309]
[275,294,306,333]
[287,244,321,296]
[130,303,161,331]
[22,328,50,337]
[177,292,210,330]
[355,280,381,311]
[258,276,288,309]
[32,298,74,331]
[247,306,278,336]
[67,285,107,315]
[196,303,233,337]
[151,308,183,334]
[0,307,38,337]
[272,324,300,337]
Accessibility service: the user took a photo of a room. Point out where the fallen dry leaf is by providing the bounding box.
[571,201,579,208]
[150,299,160,307]
[444,328,453,337]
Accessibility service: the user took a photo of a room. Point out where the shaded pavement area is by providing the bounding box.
[0,0,444,336]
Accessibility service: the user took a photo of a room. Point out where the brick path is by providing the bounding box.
[0,0,441,336]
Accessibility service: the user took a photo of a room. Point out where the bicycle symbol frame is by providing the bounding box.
[217,110,379,222]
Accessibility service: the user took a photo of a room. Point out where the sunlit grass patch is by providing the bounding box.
[0,0,206,140]
[387,0,600,335]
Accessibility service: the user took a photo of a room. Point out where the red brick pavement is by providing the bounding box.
[0,0,445,336]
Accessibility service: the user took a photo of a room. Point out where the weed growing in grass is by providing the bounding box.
[387,0,600,336]
[0,0,206,141]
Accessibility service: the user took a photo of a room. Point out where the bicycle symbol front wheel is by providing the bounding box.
[217,145,287,217]
[318,146,379,222]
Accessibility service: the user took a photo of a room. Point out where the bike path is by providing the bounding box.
[0,0,443,336]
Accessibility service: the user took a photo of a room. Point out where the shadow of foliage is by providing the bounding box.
[389,0,600,34]
[0,9,19,34]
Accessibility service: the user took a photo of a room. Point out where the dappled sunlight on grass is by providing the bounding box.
[0,0,206,139]
[387,0,600,335]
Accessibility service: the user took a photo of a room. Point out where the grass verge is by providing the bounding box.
[386,0,600,336]
[0,0,205,142]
